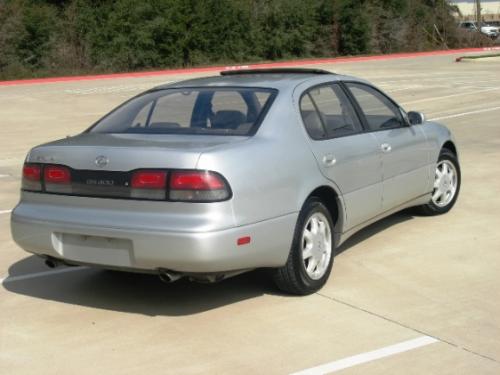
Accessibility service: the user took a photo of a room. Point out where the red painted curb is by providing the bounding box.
[1,47,498,87]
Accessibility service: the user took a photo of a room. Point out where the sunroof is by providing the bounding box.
[220,68,334,76]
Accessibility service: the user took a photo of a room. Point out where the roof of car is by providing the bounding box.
[152,68,351,91]
[220,68,333,76]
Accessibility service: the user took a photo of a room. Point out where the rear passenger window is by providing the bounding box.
[300,94,326,139]
[131,101,153,128]
[346,83,404,131]
[300,84,361,140]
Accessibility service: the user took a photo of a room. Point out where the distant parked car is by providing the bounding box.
[11,68,461,295]
[459,21,499,38]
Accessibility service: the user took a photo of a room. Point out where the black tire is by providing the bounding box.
[273,197,335,295]
[416,149,461,216]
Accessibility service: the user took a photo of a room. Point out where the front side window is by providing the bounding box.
[300,83,361,140]
[89,88,276,136]
[346,83,404,131]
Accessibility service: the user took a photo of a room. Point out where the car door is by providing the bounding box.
[345,82,430,210]
[300,83,383,230]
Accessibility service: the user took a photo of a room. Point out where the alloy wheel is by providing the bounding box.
[301,212,332,280]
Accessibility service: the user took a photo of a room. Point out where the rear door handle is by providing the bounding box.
[381,143,392,153]
[322,154,336,167]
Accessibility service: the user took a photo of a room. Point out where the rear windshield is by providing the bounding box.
[88,87,277,136]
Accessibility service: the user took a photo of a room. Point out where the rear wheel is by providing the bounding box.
[417,149,461,215]
[273,197,334,295]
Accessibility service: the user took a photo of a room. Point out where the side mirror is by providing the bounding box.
[408,111,426,125]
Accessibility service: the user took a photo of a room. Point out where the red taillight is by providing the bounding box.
[23,164,41,181]
[44,165,71,184]
[170,171,225,190]
[43,165,72,194]
[169,171,230,202]
[22,163,42,191]
[130,170,167,200]
[21,163,230,203]
[131,170,167,189]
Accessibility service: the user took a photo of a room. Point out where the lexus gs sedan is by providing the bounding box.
[11,68,460,295]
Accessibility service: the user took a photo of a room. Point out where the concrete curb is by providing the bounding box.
[2,47,500,87]
[456,51,500,62]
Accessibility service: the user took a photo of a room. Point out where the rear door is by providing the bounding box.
[344,82,430,210]
[300,83,383,230]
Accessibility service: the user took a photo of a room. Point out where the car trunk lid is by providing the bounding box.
[26,133,246,200]
[28,133,246,170]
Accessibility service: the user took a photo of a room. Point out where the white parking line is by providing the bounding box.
[1,266,87,285]
[290,336,438,375]
[63,81,175,96]
[430,106,500,121]
[0,174,9,178]
[401,87,500,105]
[0,209,12,215]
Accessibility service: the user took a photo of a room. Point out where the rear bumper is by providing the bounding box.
[11,202,296,273]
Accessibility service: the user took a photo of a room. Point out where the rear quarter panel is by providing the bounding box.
[196,90,344,228]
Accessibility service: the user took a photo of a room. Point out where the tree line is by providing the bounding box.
[0,0,491,80]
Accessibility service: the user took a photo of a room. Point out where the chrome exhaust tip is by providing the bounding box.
[158,269,183,283]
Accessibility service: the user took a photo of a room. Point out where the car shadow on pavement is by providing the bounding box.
[336,210,414,255]
[3,211,415,316]
[2,257,276,316]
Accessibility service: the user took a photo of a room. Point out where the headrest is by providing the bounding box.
[212,110,246,129]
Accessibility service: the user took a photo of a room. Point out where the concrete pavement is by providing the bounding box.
[1,52,499,374]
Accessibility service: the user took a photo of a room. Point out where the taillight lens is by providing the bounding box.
[21,163,230,203]
[169,171,230,202]
[131,170,167,200]
[44,165,71,184]
[22,163,42,191]
[44,165,72,194]
[131,171,167,189]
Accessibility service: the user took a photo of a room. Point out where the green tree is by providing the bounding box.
[0,0,484,80]
[337,0,371,55]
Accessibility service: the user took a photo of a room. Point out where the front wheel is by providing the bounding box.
[273,197,335,295]
[417,149,461,215]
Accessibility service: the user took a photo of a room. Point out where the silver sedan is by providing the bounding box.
[11,68,461,294]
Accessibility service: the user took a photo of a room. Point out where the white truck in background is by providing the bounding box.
[459,21,500,38]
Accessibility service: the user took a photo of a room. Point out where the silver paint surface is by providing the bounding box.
[11,72,456,273]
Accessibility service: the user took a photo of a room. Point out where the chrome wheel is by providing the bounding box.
[301,212,332,280]
[432,160,458,207]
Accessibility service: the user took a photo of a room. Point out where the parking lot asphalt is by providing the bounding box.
[1,52,500,374]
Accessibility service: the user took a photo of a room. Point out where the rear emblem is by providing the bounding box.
[95,155,109,168]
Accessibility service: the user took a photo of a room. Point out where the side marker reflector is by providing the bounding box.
[237,236,251,246]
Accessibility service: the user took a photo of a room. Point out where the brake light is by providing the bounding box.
[20,163,230,203]
[131,171,167,189]
[170,171,225,190]
[43,165,72,194]
[131,170,167,200]
[169,171,230,202]
[23,164,41,181]
[44,165,71,184]
[22,163,42,191]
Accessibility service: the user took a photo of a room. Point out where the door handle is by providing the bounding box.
[381,143,392,153]
[322,154,336,167]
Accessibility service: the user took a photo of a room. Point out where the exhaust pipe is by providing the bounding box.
[188,269,250,283]
[44,257,64,269]
[158,269,183,283]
